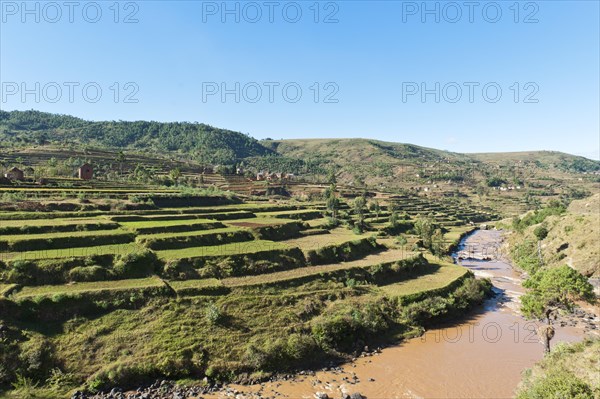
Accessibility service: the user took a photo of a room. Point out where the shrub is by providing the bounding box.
[311,301,391,353]
[5,260,38,284]
[205,303,222,325]
[112,250,161,279]
[163,259,199,280]
[68,266,108,282]
[305,237,380,265]
[533,224,549,241]
[17,335,57,383]
[243,333,319,371]
[517,370,593,399]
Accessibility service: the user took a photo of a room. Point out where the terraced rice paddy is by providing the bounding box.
[0,194,493,297]
[0,191,498,396]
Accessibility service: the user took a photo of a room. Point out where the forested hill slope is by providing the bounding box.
[0,110,273,165]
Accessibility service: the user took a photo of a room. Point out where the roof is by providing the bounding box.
[8,167,22,172]
[79,163,92,168]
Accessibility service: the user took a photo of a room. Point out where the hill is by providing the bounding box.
[528,194,599,277]
[263,138,599,211]
[1,111,599,216]
[0,110,273,165]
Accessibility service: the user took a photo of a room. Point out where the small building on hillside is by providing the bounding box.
[4,167,24,181]
[256,172,265,181]
[78,164,93,180]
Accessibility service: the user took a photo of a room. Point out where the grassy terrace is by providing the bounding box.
[282,227,370,251]
[225,217,300,227]
[0,217,111,227]
[0,228,131,242]
[12,276,165,299]
[156,240,291,260]
[136,227,242,239]
[223,248,415,287]
[380,259,469,298]
[2,243,142,261]
[119,218,216,228]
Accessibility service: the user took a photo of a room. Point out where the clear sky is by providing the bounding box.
[1,1,599,159]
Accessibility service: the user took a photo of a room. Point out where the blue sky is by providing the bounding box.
[1,1,599,159]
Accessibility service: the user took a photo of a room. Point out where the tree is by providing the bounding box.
[389,211,399,229]
[521,266,595,353]
[353,196,367,231]
[325,185,340,221]
[116,151,126,177]
[396,234,407,248]
[534,224,549,241]
[369,200,381,218]
[413,216,436,249]
[327,169,337,184]
[430,229,446,257]
[170,167,182,185]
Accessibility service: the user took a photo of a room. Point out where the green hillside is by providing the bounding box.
[0,110,273,165]
[2,111,598,213]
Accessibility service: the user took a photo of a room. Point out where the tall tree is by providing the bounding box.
[521,265,595,353]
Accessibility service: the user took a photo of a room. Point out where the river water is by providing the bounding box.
[208,229,598,399]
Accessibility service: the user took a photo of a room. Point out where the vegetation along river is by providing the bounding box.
[207,229,599,399]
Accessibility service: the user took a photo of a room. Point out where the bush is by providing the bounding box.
[5,260,38,285]
[252,222,303,241]
[205,303,222,325]
[190,248,305,278]
[517,370,593,399]
[113,250,161,279]
[163,259,199,280]
[17,335,57,383]
[68,266,108,282]
[305,237,380,265]
[311,301,391,353]
[533,224,549,241]
[137,230,253,250]
[243,333,319,371]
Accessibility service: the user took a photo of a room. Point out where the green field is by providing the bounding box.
[0,188,496,397]
[156,239,290,259]
[380,261,469,297]
[13,276,165,300]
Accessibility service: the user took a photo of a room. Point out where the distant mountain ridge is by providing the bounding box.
[1,110,598,192]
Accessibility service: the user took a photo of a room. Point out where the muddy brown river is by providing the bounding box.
[207,230,598,399]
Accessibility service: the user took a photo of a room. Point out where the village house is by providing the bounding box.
[256,172,265,181]
[4,167,24,181]
[78,164,93,180]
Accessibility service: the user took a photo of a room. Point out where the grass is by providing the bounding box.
[119,218,216,228]
[282,227,369,251]
[0,191,498,396]
[517,338,600,399]
[136,227,242,239]
[223,217,296,227]
[156,240,291,260]
[223,248,414,287]
[0,283,18,297]
[12,276,165,299]
[168,278,223,291]
[0,217,111,227]
[0,228,132,242]
[2,242,142,261]
[379,259,468,297]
